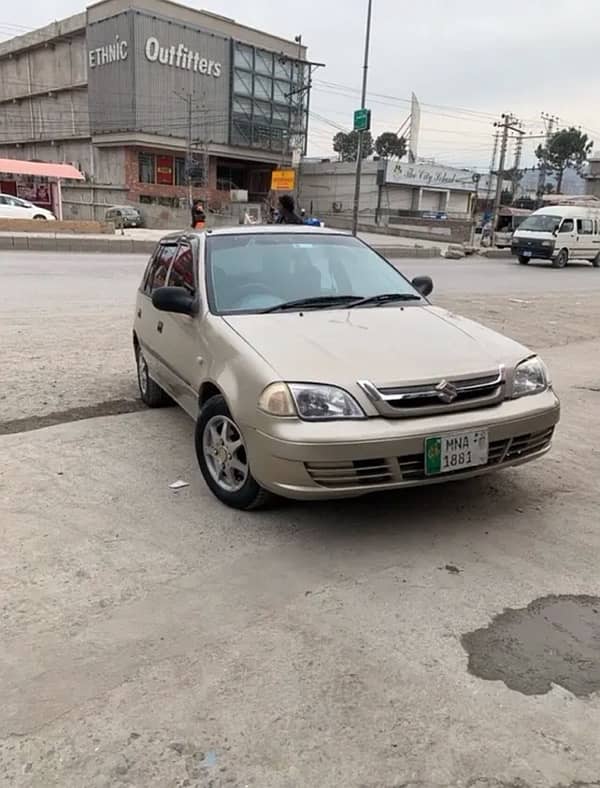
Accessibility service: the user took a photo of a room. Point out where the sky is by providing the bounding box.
[2,0,600,172]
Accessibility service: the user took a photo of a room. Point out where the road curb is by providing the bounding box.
[0,235,158,254]
[0,234,444,258]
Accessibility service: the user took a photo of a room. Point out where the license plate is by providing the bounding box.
[425,430,489,476]
[522,250,532,257]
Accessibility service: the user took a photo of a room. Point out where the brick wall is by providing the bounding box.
[124,147,227,205]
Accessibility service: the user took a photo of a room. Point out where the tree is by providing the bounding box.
[332,130,374,162]
[535,127,593,194]
[374,132,407,160]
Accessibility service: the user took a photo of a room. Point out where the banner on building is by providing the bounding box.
[271,169,296,191]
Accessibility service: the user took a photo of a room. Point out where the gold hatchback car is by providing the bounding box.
[133,226,560,509]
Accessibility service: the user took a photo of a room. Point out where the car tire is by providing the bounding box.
[518,255,530,265]
[135,345,170,407]
[33,214,48,220]
[553,248,568,268]
[195,395,270,510]
[592,253,600,268]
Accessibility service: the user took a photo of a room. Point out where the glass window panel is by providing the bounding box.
[234,69,252,96]
[272,106,290,128]
[232,119,251,146]
[234,43,253,70]
[138,153,155,184]
[255,49,273,75]
[253,100,271,124]
[233,96,252,118]
[254,74,272,100]
[273,79,290,105]
[274,57,291,80]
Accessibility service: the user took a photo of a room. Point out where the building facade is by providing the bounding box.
[0,0,309,226]
[299,159,476,240]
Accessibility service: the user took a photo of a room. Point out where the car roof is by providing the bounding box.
[158,225,352,243]
[535,205,600,217]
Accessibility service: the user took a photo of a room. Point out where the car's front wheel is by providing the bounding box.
[553,248,568,268]
[518,255,530,265]
[33,214,48,220]
[195,395,269,510]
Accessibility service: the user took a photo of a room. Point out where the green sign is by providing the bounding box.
[353,108,371,132]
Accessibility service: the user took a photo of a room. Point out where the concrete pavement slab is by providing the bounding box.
[1,354,600,787]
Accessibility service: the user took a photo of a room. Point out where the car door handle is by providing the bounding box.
[157,321,163,333]
[137,308,142,318]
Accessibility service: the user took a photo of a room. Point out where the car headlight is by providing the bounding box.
[541,240,553,247]
[512,356,548,398]
[258,382,365,420]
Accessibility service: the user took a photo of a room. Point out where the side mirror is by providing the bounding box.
[412,276,434,298]
[152,286,197,315]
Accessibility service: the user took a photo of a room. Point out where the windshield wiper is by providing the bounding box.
[262,295,358,313]
[347,292,421,308]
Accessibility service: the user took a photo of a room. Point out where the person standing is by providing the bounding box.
[191,200,206,230]
[275,194,303,224]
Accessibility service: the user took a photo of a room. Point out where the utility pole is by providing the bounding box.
[485,130,499,209]
[175,89,194,207]
[491,113,520,239]
[351,0,373,237]
[536,112,557,206]
[511,123,525,201]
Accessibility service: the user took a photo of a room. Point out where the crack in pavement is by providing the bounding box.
[0,398,147,436]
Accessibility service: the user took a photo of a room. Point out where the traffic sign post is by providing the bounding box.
[353,108,371,132]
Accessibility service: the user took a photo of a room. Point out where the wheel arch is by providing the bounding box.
[199,380,229,411]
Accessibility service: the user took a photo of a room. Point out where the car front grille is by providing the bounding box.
[304,458,393,488]
[304,427,554,489]
[398,426,554,482]
[358,370,504,418]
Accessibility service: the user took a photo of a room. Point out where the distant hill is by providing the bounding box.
[519,166,586,195]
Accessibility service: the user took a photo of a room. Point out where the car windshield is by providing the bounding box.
[518,214,561,232]
[206,233,422,314]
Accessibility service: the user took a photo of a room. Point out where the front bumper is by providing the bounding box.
[244,390,560,499]
[511,242,555,259]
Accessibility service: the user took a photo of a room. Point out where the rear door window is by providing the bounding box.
[167,242,195,295]
[142,243,178,295]
[577,218,594,234]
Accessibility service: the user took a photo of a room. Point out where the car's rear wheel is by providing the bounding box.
[553,248,568,268]
[135,345,170,407]
[592,252,600,268]
[195,395,270,510]
[518,255,530,265]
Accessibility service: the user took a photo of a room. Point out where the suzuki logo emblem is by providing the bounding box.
[436,379,458,403]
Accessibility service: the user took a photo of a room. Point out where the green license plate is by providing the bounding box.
[425,429,489,476]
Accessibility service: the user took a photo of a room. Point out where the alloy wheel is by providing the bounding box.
[202,415,249,492]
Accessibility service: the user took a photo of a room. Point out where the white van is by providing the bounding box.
[511,205,600,268]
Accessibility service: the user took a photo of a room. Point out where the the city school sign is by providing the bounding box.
[386,161,475,192]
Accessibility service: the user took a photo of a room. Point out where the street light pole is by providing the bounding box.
[351,0,373,237]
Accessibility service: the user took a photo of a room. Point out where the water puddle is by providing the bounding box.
[461,594,600,696]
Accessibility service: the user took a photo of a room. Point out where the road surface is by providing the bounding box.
[2,250,600,786]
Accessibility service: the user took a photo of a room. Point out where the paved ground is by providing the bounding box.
[2,251,600,787]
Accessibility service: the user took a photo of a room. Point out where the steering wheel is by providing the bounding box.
[236,283,275,298]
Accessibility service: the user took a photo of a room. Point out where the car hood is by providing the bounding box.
[224,305,531,387]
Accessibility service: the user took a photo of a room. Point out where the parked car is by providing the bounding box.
[0,193,55,220]
[511,205,600,268]
[133,226,560,509]
[104,205,143,228]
